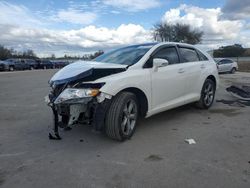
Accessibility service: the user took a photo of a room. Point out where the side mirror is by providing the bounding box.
[153,58,169,71]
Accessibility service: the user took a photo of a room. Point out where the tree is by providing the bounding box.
[0,45,12,60]
[22,49,36,58]
[51,54,56,59]
[152,23,203,44]
[89,50,104,59]
[213,44,246,57]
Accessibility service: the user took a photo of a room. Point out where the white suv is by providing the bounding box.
[47,42,219,141]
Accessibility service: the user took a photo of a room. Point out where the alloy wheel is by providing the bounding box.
[121,99,137,136]
[203,82,214,106]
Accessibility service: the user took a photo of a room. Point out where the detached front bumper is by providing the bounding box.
[45,89,112,136]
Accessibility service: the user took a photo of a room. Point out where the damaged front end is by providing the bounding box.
[45,61,126,140]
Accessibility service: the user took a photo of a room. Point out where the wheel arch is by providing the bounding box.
[206,75,217,89]
[118,87,148,117]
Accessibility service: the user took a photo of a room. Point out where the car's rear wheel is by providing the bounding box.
[105,92,138,141]
[230,67,236,74]
[196,79,215,109]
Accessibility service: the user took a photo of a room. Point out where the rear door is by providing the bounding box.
[177,46,205,96]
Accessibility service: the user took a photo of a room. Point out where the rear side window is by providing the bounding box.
[179,47,199,62]
[153,47,179,65]
[197,50,208,61]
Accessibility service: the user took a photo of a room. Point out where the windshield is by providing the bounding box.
[94,44,155,66]
[214,58,222,63]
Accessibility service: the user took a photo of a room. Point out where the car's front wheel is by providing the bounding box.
[196,79,215,109]
[230,67,236,74]
[105,92,138,141]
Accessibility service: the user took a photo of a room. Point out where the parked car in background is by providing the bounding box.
[22,59,39,70]
[51,60,69,69]
[37,59,54,69]
[0,60,6,71]
[0,58,27,71]
[214,58,238,73]
[46,42,219,141]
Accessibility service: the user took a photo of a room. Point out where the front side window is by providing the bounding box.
[179,47,199,62]
[144,46,179,68]
[153,47,179,65]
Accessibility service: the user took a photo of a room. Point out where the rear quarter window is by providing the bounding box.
[196,50,208,61]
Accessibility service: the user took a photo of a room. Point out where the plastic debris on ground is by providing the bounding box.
[185,138,196,144]
[226,85,250,101]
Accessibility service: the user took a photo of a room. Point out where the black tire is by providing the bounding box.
[231,67,236,74]
[196,79,215,109]
[105,92,138,141]
[9,66,14,71]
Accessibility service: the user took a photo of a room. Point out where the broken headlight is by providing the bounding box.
[54,88,99,104]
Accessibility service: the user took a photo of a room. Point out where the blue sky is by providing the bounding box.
[0,0,249,57]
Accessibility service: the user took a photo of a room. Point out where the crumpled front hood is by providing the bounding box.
[49,60,127,86]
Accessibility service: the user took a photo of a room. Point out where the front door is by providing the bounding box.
[151,46,187,111]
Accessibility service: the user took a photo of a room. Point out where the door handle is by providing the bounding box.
[178,68,185,73]
[200,64,206,69]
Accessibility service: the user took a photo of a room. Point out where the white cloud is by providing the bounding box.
[0,1,43,27]
[54,9,97,25]
[1,1,250,56]
[0,24,151,57]
[110,10,120,14]
[102,0,160,12]
[0,1,152,56]
[161,4,243,42]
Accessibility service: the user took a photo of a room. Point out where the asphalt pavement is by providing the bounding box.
[0,70,250,188]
